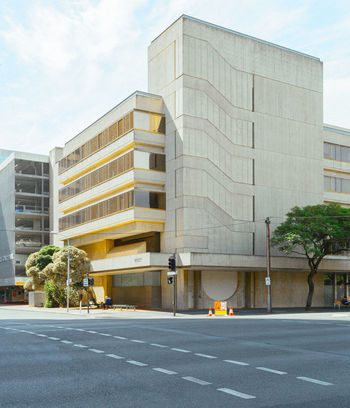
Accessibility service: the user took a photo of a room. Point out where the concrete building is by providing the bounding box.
[0,149,50,303]
[51,15,350,310]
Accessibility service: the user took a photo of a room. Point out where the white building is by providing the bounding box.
[50,15,350,310]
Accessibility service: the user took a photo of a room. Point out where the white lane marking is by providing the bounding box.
[26,331,35,335]
[36,334,47,337]
[130,340,146,343]
[113,335,127,340]
[150,343,168,348]
[75,329,85,331]
[297,376,333,386]
[217,388,256,399]
[182,377,211,386]
[171,348,191,353]
[106,354,124,359]
[98,333,111,336]
[87,331,97,334]
[65,328,73,330]
[256,367,287,375]
[153,368,177,375]
[56,326,64,329]
[48,337,60,340]
[61,340,73,344]
[126,360,148,367]
[224,360,249,366]
[88,349,104,354]
[194,353,217,359]
[74,344,88,348]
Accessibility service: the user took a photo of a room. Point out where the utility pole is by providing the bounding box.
[265,217,272,313]
[67,238,70,313]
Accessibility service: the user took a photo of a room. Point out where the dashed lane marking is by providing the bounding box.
[98,333,111,336]
[297,377,333,386]
[48,337,60,340]
[61,340,73,344]
[88,349,104,354]
[150,343,168,348]
[182,377,211,386]
[153,368,177,375]
[131,340,146,343]
[36,334,47,337]
[75,329,85,331]
[87,331,97,334]
[113,336,127,340]
[126,360,148,367]
[224,360,249,366]
[217,388,256,399]
[106,354,124,359]
[256,367,287,375]
[74,344,88,348]
[171,348,191,353]
[194,353,217,359]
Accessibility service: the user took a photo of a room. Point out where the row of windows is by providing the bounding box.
[59,190,166,231]
[58,111,166,175]
[58,112,134,174]
[324,176,350,194]
[58,151,166,203]
[59,152,133,202]
[324,142,350,163]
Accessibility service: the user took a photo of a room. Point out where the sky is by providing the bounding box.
[0,0,349,155]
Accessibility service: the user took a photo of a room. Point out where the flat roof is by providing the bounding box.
[65,90,162,146]
[152,14,320,61]
[324,124,350,136]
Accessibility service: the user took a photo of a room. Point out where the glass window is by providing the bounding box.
[324,176,331,190]
[324,143,332,159]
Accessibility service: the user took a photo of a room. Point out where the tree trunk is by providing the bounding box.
[305,268,317,311]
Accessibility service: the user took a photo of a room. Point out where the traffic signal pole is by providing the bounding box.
[87,272,90,315]
[265,217,272,313]
[173,274,176,317]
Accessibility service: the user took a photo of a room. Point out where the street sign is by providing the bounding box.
[265,277,271,286]
[83,278,89,287]
[167,271,178,276]
[214,301,227,315]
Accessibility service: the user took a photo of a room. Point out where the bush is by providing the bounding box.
[44,279,82,308]
[44,280,60,308]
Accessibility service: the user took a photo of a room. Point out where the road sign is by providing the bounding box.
[167,271,178,276]
[83,278,89,287]
[265,277,271,286]
[214,301,227,316]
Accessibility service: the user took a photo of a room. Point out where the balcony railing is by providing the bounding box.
[15,205,49,214]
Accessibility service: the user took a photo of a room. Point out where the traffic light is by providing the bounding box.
[168,256,176,271]
[168,276,173,285]
[88,278,94,286]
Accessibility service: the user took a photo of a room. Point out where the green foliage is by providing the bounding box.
[25,245,89,297]
[36,245,60,270]
[272,203,350,309]
[44,280,60,308]
[44,279,83,308]
[272,203,350,260]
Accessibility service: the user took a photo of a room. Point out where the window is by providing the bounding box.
[324,175,350,194]
[58,111,136,174]
[324,142,350,163]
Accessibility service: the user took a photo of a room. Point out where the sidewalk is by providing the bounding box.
[2,304,350,320]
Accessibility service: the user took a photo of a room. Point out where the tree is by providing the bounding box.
[25,245,89,292]
[272,203,350,310]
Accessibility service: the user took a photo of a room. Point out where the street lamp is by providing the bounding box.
[51,231,70,313]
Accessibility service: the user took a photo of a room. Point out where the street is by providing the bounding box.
[1,308,350,407]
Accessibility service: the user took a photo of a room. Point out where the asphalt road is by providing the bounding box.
[1,308,350,407]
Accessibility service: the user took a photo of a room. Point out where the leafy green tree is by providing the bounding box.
[24,245,60,291]
[272,203,350,310]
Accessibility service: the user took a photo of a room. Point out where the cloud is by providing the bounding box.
[0,0,349,155]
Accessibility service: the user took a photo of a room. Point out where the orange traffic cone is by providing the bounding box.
[229,306,234,316]
[208,307,213,317]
